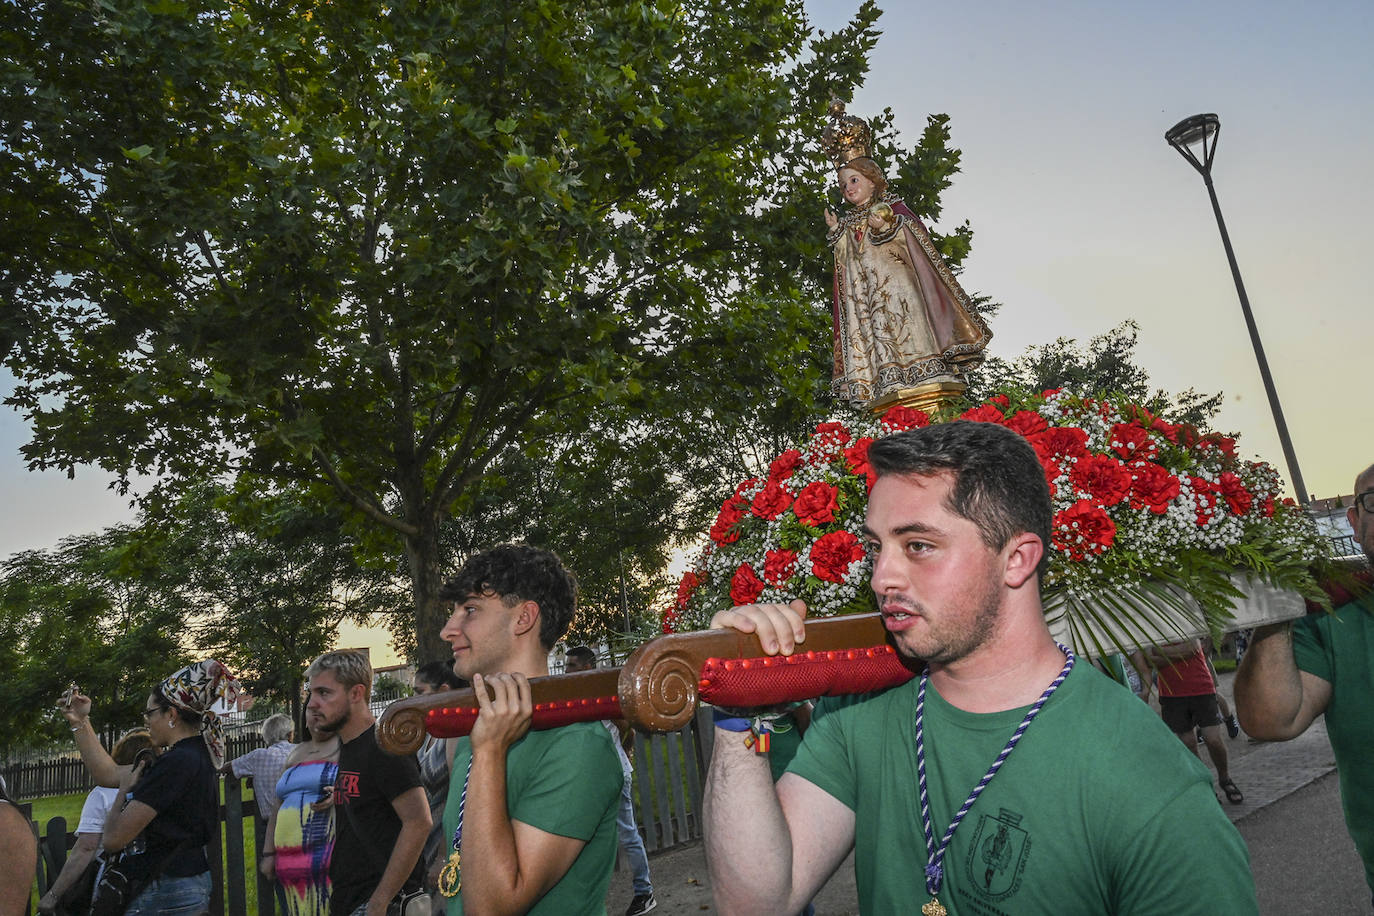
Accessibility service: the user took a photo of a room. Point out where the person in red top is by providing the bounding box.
[1140,639,1243,804]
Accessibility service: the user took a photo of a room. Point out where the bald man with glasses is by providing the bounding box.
[1235,462,1374,898]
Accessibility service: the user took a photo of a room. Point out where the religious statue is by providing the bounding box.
[821,99,991,410]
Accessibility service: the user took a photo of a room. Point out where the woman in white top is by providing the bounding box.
[38,729,158,915]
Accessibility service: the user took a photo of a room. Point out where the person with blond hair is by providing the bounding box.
[305,649,429,916]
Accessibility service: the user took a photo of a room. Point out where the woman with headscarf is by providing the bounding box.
[59,660,241,916]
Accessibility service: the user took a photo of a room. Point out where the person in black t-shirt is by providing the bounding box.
[60,659,241,915]
[304,649,430,916]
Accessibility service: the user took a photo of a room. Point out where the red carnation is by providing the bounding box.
[661,607,678,634]
[960,404,1005,424]
[729,563,765,605]
[844,437,877,491]
[811,530,867,583]
[1261,496,1276,518]
[763,549,799,586]
[1041,457,1063,499]
[768,449,803,483]
[1003,410,1049,438]
[1219,472,1253,516]
[1190,476,1220,526]
[675,570,699,610]
[1028,426,1090,461]
[1052,499,1117,561]
[1109,422,1158,462]
[794,481,841,527]
[1130,463,1181,514]
[733,477,760,499]
[881,405,930,432]
[989,394,1011,408]
[1041,388,1064,398]
[1201,435,1238,460]
[1150,416,1180,444]
[709,494,747,544]
[750,479,794,521]
[1069,454,1133,506]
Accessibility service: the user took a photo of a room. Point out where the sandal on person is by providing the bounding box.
[1219,779,1244,805]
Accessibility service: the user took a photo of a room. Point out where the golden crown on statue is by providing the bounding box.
[820,98,873,168]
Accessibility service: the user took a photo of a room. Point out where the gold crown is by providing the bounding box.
[820,98,873,169]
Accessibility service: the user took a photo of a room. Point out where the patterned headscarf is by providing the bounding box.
[158,659,242,768]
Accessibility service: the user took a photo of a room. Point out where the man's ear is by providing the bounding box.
[513,600,540,638]
[349,683,368,705]
[1349,506,1361,544]
[1003,532,1044,590]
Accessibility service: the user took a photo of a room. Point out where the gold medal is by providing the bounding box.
[437,850,461,897]
[921,898,947,916]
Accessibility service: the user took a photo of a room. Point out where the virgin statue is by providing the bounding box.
[821,100,991,408]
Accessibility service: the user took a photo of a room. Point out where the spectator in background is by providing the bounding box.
[1138,639,1243,805]
[564,645,657,916]
[60,659,242,916]
[305,649,429,916]
[262,716,343,916]
[413,660,466,916]
[38,729,157,915]
[227,713,296,821]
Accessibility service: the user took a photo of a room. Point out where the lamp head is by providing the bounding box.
[1166,113,1220,178]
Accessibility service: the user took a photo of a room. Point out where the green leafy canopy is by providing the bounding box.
[2,0,971,655]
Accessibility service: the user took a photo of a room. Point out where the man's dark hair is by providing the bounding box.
[565,645,598,670]
[439,544,578,651]
[868,421,1053,580]
[415,660,465,691]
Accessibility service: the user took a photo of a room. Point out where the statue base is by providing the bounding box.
[868,378,967,415]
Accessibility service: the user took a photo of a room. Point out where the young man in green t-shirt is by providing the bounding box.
[704,421,1257,915]
[436,545,621,915]
[1236,461,1374,897]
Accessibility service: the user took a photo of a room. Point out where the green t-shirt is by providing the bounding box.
[1291,599,1374,893]
[443,721,621,915]
[790,662,1256,915]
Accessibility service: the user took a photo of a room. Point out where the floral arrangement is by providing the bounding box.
[665,386,1330,644]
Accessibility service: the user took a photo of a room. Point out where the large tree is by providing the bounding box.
[2,0,974,657]
[148,482,408,716]
[968,321,1224,428]
[0,529,190,757]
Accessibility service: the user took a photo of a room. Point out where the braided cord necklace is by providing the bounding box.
[916,644,1075,916]
[437,754,474,898]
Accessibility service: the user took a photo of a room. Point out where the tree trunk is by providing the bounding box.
[406,521,450,665]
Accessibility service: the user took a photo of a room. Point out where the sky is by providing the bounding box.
[3,0,1371,662]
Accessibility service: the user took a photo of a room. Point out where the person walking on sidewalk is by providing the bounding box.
[565,646,657,916]
[1138,639,1244,804]
[1236,460,1374,898]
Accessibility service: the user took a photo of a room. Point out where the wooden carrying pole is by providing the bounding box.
[378,613,920,754]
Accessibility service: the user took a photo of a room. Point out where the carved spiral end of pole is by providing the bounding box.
[618,642,700,733]
[376,701,427,755]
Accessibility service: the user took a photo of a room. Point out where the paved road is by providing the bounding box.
[606,669,1370,915]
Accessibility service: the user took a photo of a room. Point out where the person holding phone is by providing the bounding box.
[59,660,241,915]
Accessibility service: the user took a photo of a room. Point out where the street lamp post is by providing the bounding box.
[1165,113,1309,505]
